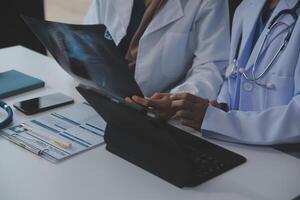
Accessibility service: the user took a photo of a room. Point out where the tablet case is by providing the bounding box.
[0,70,45,99]
[76,85,246,188]
[273,143,300,159]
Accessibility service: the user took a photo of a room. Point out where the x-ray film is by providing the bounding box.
[23,16,143,98]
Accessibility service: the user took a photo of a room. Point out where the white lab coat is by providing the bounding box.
[202,0,300,145]
[84,0,229,99]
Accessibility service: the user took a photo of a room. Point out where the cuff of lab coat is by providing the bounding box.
[201,106,242,143]
[202,105,224,130]
[202,106,227,137]
[170,83,216,100]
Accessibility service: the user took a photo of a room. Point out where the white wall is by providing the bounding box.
[45,0,91,24]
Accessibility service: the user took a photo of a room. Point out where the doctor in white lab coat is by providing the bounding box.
[135,0,300,145]
[201,0,300,145]
[84,0,230,99]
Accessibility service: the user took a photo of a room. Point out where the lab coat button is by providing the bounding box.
[243,82,253,91]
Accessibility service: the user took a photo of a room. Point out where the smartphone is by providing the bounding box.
[13,93,74,115]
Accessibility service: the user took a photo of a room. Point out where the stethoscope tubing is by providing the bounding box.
[0,100,13,129]
[250,22,295,81]
[229,13,298,88]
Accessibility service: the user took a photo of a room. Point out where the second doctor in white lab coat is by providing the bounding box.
[84,0,230,99]
[165,0,300,145]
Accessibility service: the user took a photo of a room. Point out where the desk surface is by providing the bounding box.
[0,46,299,200]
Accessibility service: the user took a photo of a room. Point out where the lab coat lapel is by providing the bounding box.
[143,0,184,37]
[109,0,133,44]
[237,0,266,69]
[266,0,299,27]
[245,0,297,71]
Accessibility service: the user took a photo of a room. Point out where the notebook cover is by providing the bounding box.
[0,70,45,99]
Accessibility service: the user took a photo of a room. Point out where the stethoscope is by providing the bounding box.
[0,100,13,129]
[225,1,300,89]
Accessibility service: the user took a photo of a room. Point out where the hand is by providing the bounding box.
[170,93,209,130]
[130,93,175,120]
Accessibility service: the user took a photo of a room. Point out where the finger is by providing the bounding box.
[170,93,199,102]
[125,97,134,103]
[151,92,170,99]
[132,96,162,108]
[132,96,150,107]
[175,110,195,120]
[171,100,194,110]
[146,98,167,109]
[180,119,200,130]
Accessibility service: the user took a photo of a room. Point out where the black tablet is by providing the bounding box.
[76,84,246,188]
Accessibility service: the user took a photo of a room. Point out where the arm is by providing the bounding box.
[170,0,230,100]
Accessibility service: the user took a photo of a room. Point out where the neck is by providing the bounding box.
[144,0,152,7]
[269,0,279,9]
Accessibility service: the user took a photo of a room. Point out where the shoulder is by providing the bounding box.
[232,0,255,25]
[183,0,227,9]
[234,0,256,14]
[199,0,228,8]
[184,0,228,18]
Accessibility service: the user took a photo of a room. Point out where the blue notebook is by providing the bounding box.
[0,70,45,99]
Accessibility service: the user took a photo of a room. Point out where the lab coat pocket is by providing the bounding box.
[161,32,191,80]
[265,74,294,107]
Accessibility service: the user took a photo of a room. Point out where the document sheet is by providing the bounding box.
[2,103,106,162]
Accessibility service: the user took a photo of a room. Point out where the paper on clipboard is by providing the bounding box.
[2,103,106,163]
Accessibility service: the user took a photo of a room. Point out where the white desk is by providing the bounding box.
[0,46,299,200]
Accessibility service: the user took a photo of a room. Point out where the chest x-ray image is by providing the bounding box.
[23,16,143,98]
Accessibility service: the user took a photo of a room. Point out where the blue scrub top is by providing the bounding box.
[232,3,276,109]
[252,2,276,51]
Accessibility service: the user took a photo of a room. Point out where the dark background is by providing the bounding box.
[0,0,45,54]
[0,0,241,55]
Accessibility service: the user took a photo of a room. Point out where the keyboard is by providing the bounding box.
[183,145,226,182]
[170,129,246,187]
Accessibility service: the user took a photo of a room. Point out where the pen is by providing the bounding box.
[7,135,41,155]
[21,123,71,150]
